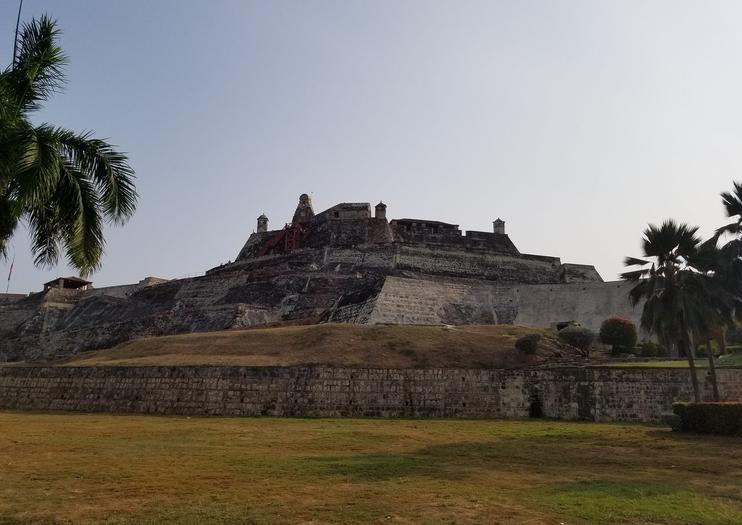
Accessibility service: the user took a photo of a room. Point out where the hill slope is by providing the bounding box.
[59,324,570,368]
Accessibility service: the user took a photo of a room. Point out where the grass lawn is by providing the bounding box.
[1,414,741,524]
[609,353,742,368]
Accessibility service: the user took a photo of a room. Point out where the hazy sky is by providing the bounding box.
[2,0,742,293]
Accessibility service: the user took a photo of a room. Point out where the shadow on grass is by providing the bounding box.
[302,437,599,481]
[302,426,742,484]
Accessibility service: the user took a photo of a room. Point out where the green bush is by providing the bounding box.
[639,341,665,357]
[696,341,719,357]
[672,402,742,435]
[515,333,541,354]
[558,326,596,356]
[599,318,638,354]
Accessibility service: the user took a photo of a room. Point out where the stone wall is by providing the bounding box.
[0,293,26,304]
[364,277,639,332]
[1,365,739,422]
[514,281,642,333]
[367,277,517,325]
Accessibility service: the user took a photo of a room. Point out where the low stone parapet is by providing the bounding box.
[0,365,739,422]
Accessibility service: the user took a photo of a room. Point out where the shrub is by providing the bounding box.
[515,333,541,354]
[639,341,664,357]
[672,402,742,435]
[558,326,596,357]
[639,341,665,357]
[693,340,719,358]
[599,318,638,354]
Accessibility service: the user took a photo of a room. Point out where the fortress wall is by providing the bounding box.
[367,277,519,325]
[83,283,144,299]
[514,281,642,333]
[0,365,739,422]
[367,277,460,325]
[0,294,26,304]
[324,246,396,269]
[365,277,641,332]
[330,296,377,323]
[395,246,565,283]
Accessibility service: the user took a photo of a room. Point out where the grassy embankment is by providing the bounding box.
[1,413,741,524]
[57,323,567,368]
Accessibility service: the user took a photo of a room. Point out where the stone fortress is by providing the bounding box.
[0,194,640,362]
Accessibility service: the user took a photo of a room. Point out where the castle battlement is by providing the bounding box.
[236,194,561,264]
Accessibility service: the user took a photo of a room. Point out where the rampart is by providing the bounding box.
[365,277,640,330]
[1,365,739,422]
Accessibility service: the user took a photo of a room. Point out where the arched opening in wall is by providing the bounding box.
[529,390,543,418]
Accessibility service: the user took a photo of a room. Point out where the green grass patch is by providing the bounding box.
[608,354,742,368]
[2,414,742,524]
[530,480,742,525]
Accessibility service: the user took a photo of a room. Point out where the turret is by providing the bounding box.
[375,201,387,220]
[292,193,315,224]
[257,213,269,233]
[493,218,505,234]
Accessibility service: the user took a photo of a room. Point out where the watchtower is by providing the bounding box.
[292,194,315,224]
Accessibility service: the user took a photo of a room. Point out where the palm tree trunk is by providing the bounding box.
[685,331,701,402]
[706,337,720,402]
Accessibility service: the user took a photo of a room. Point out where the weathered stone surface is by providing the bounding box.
[0,365,738,422]
[0,195,638,363]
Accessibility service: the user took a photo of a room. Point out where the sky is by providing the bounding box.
[2,0,742,293]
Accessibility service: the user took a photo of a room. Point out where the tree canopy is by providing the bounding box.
[0,15,137,276]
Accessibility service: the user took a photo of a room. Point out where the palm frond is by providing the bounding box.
[721,181,742,219]
[7,15,67,113]
[0,195,18,259]
[26,201,61,268]
[53,128,138,223]
[623,256,650,267]
[57,160,104,275]
[642,220,699,261]
[8,124,62,205]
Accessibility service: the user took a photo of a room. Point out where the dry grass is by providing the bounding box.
[1,413,741,524]
[59,323,566,368]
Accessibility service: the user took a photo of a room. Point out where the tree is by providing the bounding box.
[622,220,719,403]
[692,182,742,401]
[557,325,595,358]
[599,317,638,355]
[0,16,137,276]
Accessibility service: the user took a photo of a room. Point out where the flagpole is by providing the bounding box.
[12,0,23,65]
[5,254,15,294]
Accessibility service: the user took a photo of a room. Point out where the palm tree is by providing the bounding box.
[622,220,715,402]
[693,181,742,400]
[712,182,742,299]
[0,15,137,276]
[689,240,740,401]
